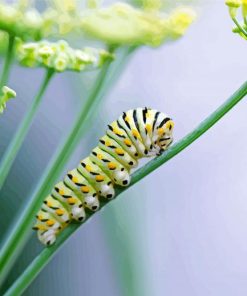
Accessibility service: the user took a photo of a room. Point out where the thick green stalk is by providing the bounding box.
[0,69,54,190]
[0,34,15,89]
[0,47,135,288]
[4,80,247,296]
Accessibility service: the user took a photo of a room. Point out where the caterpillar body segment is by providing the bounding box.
[107,120,139,158]
[64,169,100,211]
[42,195,70,223]
[118,112,147,157]
[34,210,62,246]
[34,108,174,246]
[99,135,138,169]
[52,181,86,222]
[90,147,131,186]
[78,157,115,199]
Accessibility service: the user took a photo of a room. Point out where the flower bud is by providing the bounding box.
[242,0,247,17]
[38,45,54,58]
[166,7,196,40]
[225,0,241,18]
[225,0,241,8]
[54,52,69,72]
[0,86,16,114]
[0,5,20,25]
[2,86,16,99]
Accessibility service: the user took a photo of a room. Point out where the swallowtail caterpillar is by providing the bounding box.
[33,108,174,245]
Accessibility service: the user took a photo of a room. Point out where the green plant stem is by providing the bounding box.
[0,69,54,190]
[0,46,135,290]
[244,12,247,26]
[3,80,247,296]
[0,34,15,89]
[232,17,247,37]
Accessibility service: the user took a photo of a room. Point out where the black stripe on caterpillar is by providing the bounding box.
[33,107,174,245]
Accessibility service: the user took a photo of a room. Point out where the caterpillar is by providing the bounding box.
[33,108,174,246]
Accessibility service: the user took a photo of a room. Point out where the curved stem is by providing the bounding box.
[0,46,135,290]
[0,34,15,89]
[3,80,247,296]
[0,69,54,190]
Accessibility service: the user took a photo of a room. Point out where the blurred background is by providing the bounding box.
[1,0,247,295]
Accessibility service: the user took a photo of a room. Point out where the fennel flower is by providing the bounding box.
[225,0,241,17]
[0,3,46,40]
[16,39,114,73]
[0,86,16,114]
[225,0,247,39]
[80,3,196,47]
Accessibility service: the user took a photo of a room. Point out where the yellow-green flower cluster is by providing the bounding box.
[0,3,51,40]
[16,40,114,73]
[225,0,247,39]
[0,86,16,114]
[80,3,196,47]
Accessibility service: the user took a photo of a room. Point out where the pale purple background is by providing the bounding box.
[1,1,247,295]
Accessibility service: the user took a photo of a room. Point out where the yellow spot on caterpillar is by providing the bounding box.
[81,186,90,193]
[113,127,123,135]
[59,189,65,196]
[85,165,92,172]
[145,124,152,133]
[158,128,164,136]
[37,224,46,231]
[132,129,140,138]
[46,220,55,226]
[97,154,103,160]
[95,175,104,181]
[146,110,152,118]
[108,162,116,170]
[55,209,64,216]
[105,140,111,146]
[124,139,132,146]
[115,148,125,155]
[37,215,42,221]
[125,116,131,122]
[68,197,76,205]
[166,120,174,130]
[72,176,78,183]
[47,200,53,208]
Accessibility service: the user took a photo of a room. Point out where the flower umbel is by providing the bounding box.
[0,86,16,114]
[0,3,47,40]
[225,0,247,39]
[80,3,196,47]
[16,40,114,73]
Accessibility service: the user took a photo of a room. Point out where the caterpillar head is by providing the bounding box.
[113,168,130,186]
[155,119,174,155]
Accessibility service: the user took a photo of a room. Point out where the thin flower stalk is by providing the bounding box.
[0,46,135,287]
[0,34,15,89]
[3,80,247,296]
[0,38,111,189]
[0,69,54,190]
